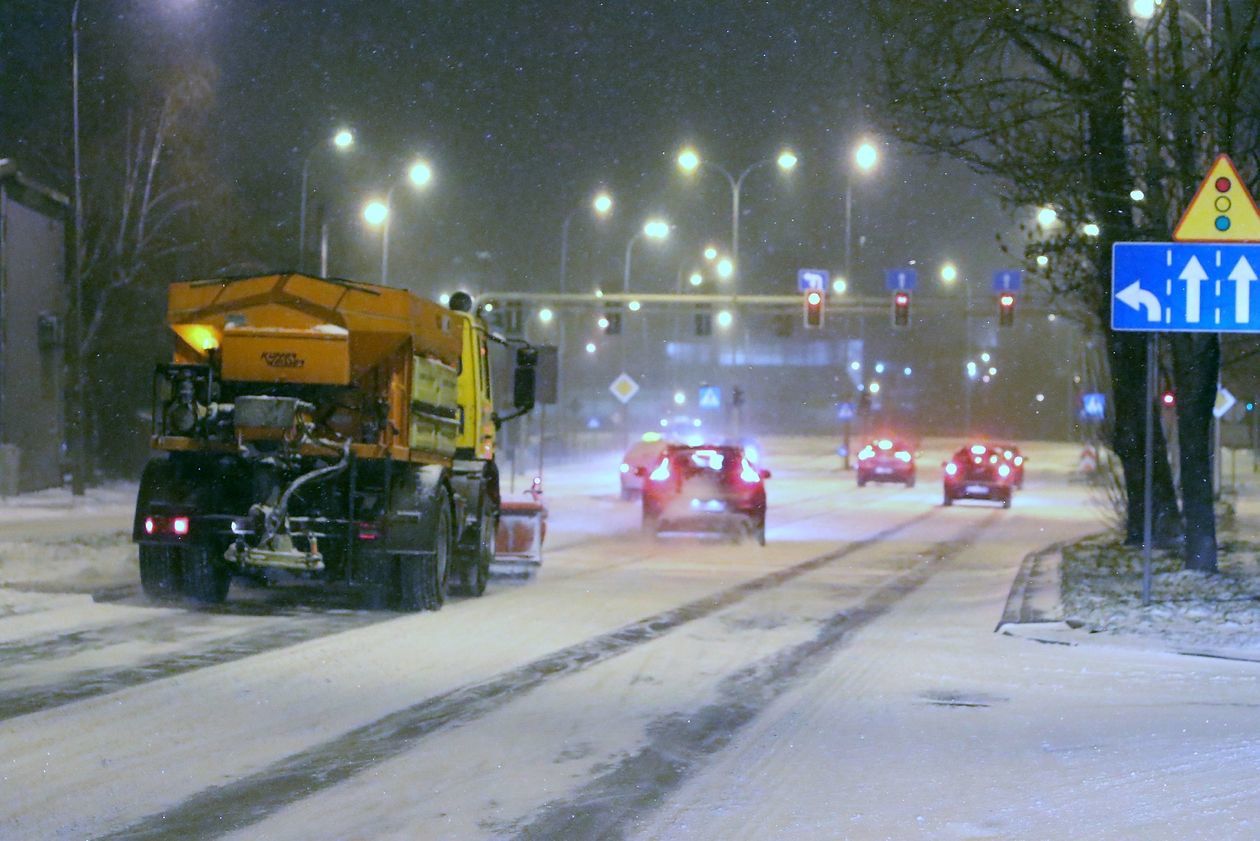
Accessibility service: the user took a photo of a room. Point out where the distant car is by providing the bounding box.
[641,444,770,544]
[620,435,673,500]
[989,442,1026,489]
[856,438,916,487]
[943,443,1015,508]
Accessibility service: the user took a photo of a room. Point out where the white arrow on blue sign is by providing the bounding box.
[884,268,917,292]
[1112,242,1260,332]
[993,269,1022,292]
[797,268,829,292]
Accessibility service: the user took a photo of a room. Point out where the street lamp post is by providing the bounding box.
[845,141,879,281]
[619,219,669,446]
[70,0,86,495]
[560,190,613,295]
[298,128,354,271]
[677,148,796,291]
[364,159,432,285]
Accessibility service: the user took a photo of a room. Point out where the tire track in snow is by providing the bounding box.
[100,507,947,841]
[0,607,383,723]
[508,515,1001,841]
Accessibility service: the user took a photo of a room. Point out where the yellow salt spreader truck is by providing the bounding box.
[132,274,538,610]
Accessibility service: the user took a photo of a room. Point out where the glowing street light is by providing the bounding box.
[585,342,597,354]
[715,257,734,280]
[832,277,848,294]
[940,262,958,284]
[703,245,719,261]
[1037,206,1058,228]
[854,141,878,172]
[689,271,703,287]
[675,144,796,291]
[716,310,734,329]
[362,200,389,226]
[538,307,554,324]
[673,391,686,406]
[299,126,356,270]
[869,381,881,394]
[1036,254,1049,267]
[1082,222,1100,237]
[1131,0,1156,19]
[597,316,610,329]
[643,218,670,240]
[628,300,642,311]
[1131,189,1146,202]
[408,160,433,187]
[561,188,616,294]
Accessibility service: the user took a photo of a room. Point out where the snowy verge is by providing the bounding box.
[1003,531,1260,659]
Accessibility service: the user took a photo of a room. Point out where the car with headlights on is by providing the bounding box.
[856,438,916,487]
[619,434,673,500]
[989,442,1027,489]
[943,443,1015,508]
[641,444,770,544]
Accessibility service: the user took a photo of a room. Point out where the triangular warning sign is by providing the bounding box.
[1173,153,1260,242]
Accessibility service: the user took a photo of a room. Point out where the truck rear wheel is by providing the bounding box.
[181,542,230,604]
[399,487,452,612]
[138,545,182,601]
[453,496,492,597]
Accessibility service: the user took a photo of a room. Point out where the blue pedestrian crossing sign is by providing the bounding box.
[1112,242,1260,333]
[797,268,828,292]
[885,267,917,292]
[1080,392,1106,421]
[698,385,721,409]
[837,402,856,422]
[993,269,1022,292]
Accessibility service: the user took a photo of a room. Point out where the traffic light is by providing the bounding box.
[695,304,712,336]
[998,293,1016,327]
[891,291,910,327]
[803,290,824,328]
[1162,390,1175,407]
[604,304,621,335]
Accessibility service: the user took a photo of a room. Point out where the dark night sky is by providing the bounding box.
[3,0,1011,298]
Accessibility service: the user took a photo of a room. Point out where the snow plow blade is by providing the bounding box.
[492,499,546,577]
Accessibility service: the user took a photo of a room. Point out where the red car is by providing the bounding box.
[640,444,770,544]
[856,438,916,487]
[943,443,1015,508]
[990,442,1027,489]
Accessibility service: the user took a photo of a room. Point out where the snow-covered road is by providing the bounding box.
[1,438,1256,839]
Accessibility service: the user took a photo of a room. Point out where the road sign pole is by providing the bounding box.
[1143,334,1156,607]
[843,423,851,471]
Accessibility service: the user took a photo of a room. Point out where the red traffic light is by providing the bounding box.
[891,291,910,327]
[998,293,1015,327]
[1162,391,1175,407]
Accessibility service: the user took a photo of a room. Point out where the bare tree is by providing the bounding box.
[869,0,1260,572]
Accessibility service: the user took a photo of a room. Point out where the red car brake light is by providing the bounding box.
[739,459,761,483]
[649,458,672,481]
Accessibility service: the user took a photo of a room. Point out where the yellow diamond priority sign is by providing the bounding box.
[1173,153,1260,242]
[609,372,640,404]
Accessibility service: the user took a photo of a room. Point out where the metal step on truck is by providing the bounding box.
[133,273,538,611]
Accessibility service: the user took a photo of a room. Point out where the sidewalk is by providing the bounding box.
[999,478,1260,662]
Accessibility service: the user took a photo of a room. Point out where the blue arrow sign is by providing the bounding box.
[993,269,1022,292]
[884,267,917,292]
[1112,242,1260,332]
[797,268,829,292]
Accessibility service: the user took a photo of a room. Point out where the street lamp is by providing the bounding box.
[844,139,879,280]
[715,257,734,280]
[560,189,614,294]
[1037,206,1058,228]
[364,158,433,284]
[299,127,355,270]
[940,262,958,284]
[676,145,797,290]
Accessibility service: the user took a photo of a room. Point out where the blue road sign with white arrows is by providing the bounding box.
[993,269,1022,292]
[797,268,828,292]
[885,268,917,292]
[1112,242,1260,332]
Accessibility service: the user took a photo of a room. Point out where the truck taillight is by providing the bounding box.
[356,523,381,541]
[171,516,190,536]
[144,516,156,535]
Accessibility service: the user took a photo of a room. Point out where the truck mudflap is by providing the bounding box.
[493,481,546,577]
